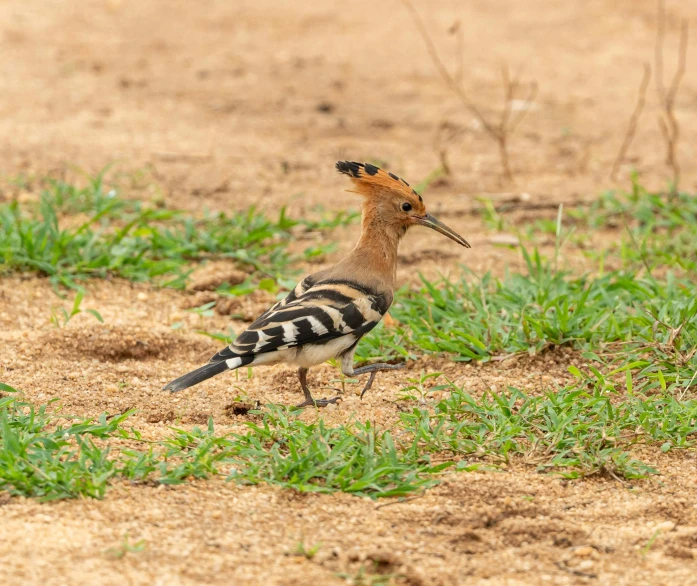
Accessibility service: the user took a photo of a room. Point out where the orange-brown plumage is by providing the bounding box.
[164,161,470,408]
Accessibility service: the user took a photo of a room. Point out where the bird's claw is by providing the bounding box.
[359,372,378,399]
[360,363,407,399]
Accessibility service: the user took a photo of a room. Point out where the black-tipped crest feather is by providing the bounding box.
[335,161,420,201]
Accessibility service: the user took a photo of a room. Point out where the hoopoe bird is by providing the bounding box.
[164,161,470,407]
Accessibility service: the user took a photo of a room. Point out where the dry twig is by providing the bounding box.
[654,0,689,191]
[610,63,651,181]
[401,0,537,180]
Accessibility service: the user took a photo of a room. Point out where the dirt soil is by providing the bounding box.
[2,0,697,584]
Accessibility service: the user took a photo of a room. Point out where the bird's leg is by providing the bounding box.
[342,358,406,399]
[294,367,341,409]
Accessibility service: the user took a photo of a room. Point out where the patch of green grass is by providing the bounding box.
[3,351,697,501]
[0,383,131,500]
[0,173,348,289]
[6,355,696,502]
[479,180,697,274]
[403,373,697,479]
[572,182,697,274]
[37,168,130,216]
[570,178,697,232]
[359,249,697,395]
[0,385,445,500]
[225,406,447,497]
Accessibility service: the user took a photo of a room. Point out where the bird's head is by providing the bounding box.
[336,161,470,248]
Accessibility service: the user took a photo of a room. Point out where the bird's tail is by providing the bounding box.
[163,361,230,393]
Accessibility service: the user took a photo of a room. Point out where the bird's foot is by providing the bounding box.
[294,395,342,409]
[359,362,407,399]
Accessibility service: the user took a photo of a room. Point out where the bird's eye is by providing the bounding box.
[401,202,413,212]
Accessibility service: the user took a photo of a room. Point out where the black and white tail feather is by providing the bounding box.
[163,274,392,396]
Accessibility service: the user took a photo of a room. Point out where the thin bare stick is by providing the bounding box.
[433,120,465,176]
[499,66,515,132]
[663,20,688,188]
[654,0,689,191]
[400,0,494,134]
[665,20,689,105]
[655,0,666,99]
[401,0,537,180]
[496,68,538,179]
[497,66,516,179]
[611,63,651,180]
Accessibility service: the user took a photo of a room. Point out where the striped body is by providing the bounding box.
[164,273,392,393]
[211,276,390,369]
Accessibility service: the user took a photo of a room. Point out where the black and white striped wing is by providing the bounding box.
[209,279,391,361]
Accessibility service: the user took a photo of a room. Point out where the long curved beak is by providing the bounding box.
[415,214,471,248]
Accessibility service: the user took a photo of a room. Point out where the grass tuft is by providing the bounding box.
[360,249,697,395]
[0,173,355,289]
[226,406,446,497]
[0,386,445,500]
[403,375,697,479]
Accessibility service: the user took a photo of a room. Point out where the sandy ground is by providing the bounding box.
[2,0,697,584]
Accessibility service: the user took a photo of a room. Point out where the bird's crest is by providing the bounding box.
[335,161,423,203]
